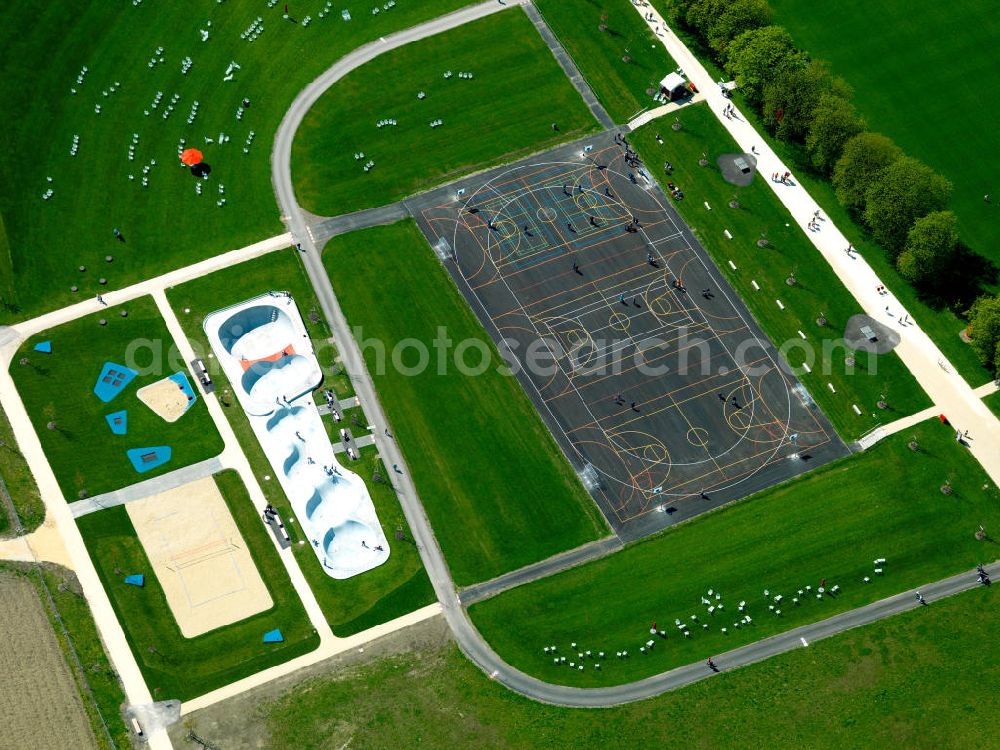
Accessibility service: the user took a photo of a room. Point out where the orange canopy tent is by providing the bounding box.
[180,148,204,166]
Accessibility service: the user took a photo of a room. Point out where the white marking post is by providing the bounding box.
[724,229,732,239]
[704,201,711,210]
[802,362,811,373]
[776,299,784,310]
[751,280,760,291]
[828,383,836,393]
[728,260,737,270]
[798,330,806,339]
[800,637,809,647]
[852,404,862,415]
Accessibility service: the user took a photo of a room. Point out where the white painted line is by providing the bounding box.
[800,637,809,647]
[828,383,836,393]
[723,229,732,239]
[728,260,737,270]
[776,299,784,310]
[751,280,760,291]
[852,404,862,415]
[798,330,806,339]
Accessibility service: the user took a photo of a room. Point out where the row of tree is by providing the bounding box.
[666,0,999,372]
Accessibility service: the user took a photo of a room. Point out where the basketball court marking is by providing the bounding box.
[413,135,845,536]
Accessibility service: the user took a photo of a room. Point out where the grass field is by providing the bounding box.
[469,420,1000,687]
[0,0,475,323]
[324,221,608,586]
[535,0,677,124]
[76,471,319,702]
[984,390,1000,419]
[176,586,999,749]
[628,105,932,438]
[767,0,1000,272]
[9,296,223,500]
[167,249,434,634]
[0,403,44,535]
[292,9,599,217]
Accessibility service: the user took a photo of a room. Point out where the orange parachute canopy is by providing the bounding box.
[180,148,204,166]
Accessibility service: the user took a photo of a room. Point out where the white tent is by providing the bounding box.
[659,72,689,101]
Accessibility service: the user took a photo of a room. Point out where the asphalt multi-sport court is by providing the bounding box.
[409,132,848,540]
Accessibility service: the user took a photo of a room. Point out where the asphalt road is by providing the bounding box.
[271,0,996,708]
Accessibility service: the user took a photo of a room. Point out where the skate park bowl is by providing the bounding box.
[203,292,389,578]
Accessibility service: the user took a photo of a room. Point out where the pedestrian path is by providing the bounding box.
[626,94,704,131]
[69,457,225,518]
[630,0,1000,485]
[331,432,375,454]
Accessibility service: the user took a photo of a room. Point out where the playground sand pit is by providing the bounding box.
[126,477,273,638]
[136,375,192,423]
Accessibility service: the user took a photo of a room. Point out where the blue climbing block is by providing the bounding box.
[168,371,197,414]
[33,341,52,354]
[105,410,128,435]
[263,628,284,643]
[124,574,145,587]
[126,446,172,473]
[93,362,138,402]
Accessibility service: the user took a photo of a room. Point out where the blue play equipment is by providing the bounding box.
[124,574,145,587]
[262,628,284,643]
[168,371,198,413]
[105,410,128,435]
[33,341,52,353]
[126,446,172,473]
[94,362,138,402]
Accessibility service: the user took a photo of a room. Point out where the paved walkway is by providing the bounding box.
[523,3,615,130]
[460,536,623,606]
[331,433,375,454]
[308,202,410,245]
[626,94,705,131]
[69,457,224,518]
[632,1,1000,485]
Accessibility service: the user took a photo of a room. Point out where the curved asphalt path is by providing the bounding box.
[271,0,995,707]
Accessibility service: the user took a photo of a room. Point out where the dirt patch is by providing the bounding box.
[127,477,272,638]
[0,569,96,750]
[170,615,450,748]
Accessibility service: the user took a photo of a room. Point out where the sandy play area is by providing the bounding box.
[136,375,193,423]
[126,476,273,638]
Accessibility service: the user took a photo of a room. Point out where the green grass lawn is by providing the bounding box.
[767,0,1000,272]
[0,562,132,750]
[629,105,932,439]
[178,586,999,749]
[76,471,318,702]
[469,420,1000,687]
[324,220,608,586]
[0,403,45,535]
[534,0,678,124]
[292,9,600,216]
[984,389,1000,419]
[167,248,433,634]
[9,296,223,500]
[0,0,475,323]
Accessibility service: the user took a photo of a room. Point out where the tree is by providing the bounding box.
[682,0,771,56]
[832,132,903,212]
[967,294,1000,372]
[896,211,959,290]
[761,60,832,142]
[725,26,804,107]
[862,156,952,257]
[806,93,865,174]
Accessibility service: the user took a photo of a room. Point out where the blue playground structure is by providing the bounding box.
[124,574,145,587]
[168,370,198,414]
[126,446,172,473]
[105,410,128,435]
[33,341,52,353]
[94,362,138,402]
[262,628,284,643]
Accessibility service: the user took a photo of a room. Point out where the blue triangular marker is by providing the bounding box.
[263,628,284,643]
[33,341,52,353]
[124,574,145,587]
